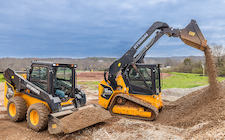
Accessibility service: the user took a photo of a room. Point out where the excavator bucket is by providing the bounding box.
[180,19,207,51]
[48,104,112,134]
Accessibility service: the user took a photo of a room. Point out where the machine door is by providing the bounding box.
[128,66,155,95]
[54,66,73,96]
[30,65,49,92]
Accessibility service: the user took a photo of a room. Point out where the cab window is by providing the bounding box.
[129,67,152,89]
[30,66,48,92]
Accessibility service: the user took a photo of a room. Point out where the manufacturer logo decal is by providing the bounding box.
[52,124,57,129]
[104,88,113,94]
[26,84,40,95]
[118,63,121,67]
[133,33,149,49]
[189,31,195,36]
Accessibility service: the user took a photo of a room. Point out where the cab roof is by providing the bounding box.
[31,61,77,68]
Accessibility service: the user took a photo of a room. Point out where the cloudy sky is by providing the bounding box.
[0,0,225,58]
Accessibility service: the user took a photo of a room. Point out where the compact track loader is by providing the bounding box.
[4,61,111,134]
[98,20,208,120]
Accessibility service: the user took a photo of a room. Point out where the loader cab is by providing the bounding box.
[124,64,161,95]
[52,64,76,100]
[28,62,79,100]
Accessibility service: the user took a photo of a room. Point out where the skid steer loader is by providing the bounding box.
[98,20,208,120]
[4,61,111,134]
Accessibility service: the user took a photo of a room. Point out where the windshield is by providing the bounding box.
[54,66,73,96]
[129,67,152,89]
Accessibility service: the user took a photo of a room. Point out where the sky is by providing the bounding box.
[0,0,225,58]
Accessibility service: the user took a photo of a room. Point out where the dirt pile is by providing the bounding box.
[156,45,224,131]
[60,105,112,133]
[156,82,225,126]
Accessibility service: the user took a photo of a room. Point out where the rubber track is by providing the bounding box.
[27,103,50,131]
[108,94,159,121]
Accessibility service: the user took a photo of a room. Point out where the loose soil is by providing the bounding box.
[204,45,218,92]
[155,45,224,139]
[60,106,112,133]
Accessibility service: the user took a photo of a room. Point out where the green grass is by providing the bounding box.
[77,72,225,90]
[0,73,5,82]
[162,72,225,89]
[77,81,100,90]
[76,70,84,72]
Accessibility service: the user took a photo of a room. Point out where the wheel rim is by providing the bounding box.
[9,103,16,117]
[30,110,39,125]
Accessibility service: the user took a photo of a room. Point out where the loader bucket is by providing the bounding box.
[180,19,207,51]
[48,104,112,134]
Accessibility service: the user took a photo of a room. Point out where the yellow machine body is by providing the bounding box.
[98,75,163,119]
[112,105,152,118]
[4,81,75,111]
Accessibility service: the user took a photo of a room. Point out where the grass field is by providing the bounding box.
[78,72,225,90]
[162,72,225,89]
[0,74,4,83]
[77,81,99,90]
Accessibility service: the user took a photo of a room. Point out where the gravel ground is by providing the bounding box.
[161,85,208,101]
[1,80,224,139]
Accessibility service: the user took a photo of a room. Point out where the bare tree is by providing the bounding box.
[211,43,225,67]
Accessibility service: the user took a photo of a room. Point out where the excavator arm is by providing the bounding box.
[107,19,207,90]
[134,20,207,63]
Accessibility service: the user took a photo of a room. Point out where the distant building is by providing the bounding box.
[161,66,171,69]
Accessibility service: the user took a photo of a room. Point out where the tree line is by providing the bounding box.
[162,44,225,75]
[0,44,224,75]
[0,57,117,72]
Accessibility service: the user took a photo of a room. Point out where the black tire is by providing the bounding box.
[27,103,50,131]
[7,96,27,122]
